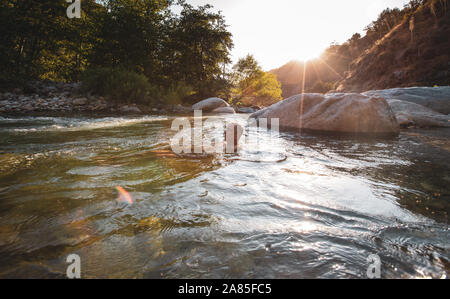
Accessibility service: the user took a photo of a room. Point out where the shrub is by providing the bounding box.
[310,80,335,93]
[81,68,150,104]
[150,82,194,106]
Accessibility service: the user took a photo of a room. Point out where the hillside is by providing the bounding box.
[338,0,450,92]
[271,0,450,97]
[269,58,346,98]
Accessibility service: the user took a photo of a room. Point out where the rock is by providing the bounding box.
[192,97,229,112]
[363,87,450,115]
[387,99,450,128]
[22,104,34,111]
[73,97,88,106]
[237,107,257,114]
[119,105,141,114]
[250,93,399,135]
[172,104,193,114]
[211,107,235,114]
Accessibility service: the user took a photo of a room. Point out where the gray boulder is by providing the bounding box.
[237,107,257,114]
[22,103,34,111]
[250,93,399,135]
[211,107,235,114]
[192,97,229,112]
[73,97,88,106]
[387,99,450,128]
[119,105,141,114]
[363,87,450,114]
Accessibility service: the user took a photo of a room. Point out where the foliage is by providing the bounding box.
[314,0,441,90]
[0,0,234,105]
[309,81,335,94]
[150,82,195,106]
[81,67,151,104]
[232,55,282,107]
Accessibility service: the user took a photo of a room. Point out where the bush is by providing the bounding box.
[81,68,151,104]
[150,82,195,106]
[310,80,335,93]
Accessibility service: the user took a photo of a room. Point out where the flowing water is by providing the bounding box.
[0,114,448,279]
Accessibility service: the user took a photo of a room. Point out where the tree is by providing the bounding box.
[0,0,104,83]
[164,2,233,100]
[89,0,172,75]
[0,0,69,82]
[232,55,282,107]
[0,0,235,104]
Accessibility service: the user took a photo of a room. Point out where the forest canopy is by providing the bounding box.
[0,0,244,105]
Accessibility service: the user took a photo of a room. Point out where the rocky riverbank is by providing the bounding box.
[0,81,184,116]
[0,81,259,116]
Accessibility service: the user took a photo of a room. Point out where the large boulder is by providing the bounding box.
[211,107,235,114]
[363,87,450,115]
[387,99,450,128]
[250,93,399,135]
[192,97,229,112]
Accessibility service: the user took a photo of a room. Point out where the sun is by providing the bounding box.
[296,48,323,62]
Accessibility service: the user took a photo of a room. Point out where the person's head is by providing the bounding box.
[224,123,243,153]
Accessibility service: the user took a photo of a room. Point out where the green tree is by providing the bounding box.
[0,0,68,82]
[232,55,282,107]
[0,0,235,105]
[0,0,104,83]
[164,2,233,100]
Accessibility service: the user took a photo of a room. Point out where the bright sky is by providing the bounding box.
[184,0,410,70]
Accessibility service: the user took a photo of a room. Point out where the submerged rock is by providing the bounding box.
[363,87,450,115]
[192,97,229,112]
[211,106,235,114]
[387,99,450,128]
[237,107,257,114]
[250,93,399,135]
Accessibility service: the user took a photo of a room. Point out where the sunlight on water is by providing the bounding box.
[0,115,448,278]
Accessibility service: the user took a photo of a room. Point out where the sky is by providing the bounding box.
[182,0,411,70]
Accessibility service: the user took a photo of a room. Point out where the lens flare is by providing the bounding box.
[116,186,133,205]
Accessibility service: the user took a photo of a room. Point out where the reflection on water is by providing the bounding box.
[0,115,448,278]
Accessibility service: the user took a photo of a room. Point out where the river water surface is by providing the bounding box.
[0,114,448,278]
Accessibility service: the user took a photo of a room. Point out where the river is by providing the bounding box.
[0,114,448,278]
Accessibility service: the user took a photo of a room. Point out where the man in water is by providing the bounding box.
[152,123,244,157]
